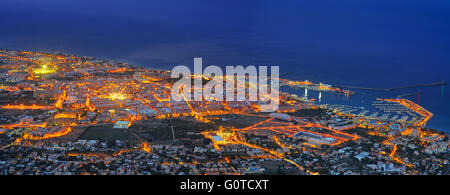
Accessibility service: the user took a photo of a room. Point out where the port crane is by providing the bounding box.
[397,92,422,103]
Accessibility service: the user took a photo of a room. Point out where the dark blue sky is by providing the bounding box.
[0,0,449,130]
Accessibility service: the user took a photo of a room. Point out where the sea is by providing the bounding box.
[0,0,448,132]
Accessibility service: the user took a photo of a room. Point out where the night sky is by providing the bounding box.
[0,0,449,130]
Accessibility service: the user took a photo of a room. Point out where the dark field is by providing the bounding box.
[78,125,139,144]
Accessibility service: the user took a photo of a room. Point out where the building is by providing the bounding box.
[19,115,33,124]
[113,121,130,129]
[355,152,369,161]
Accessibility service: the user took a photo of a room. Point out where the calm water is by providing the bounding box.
[0,0,449,132]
